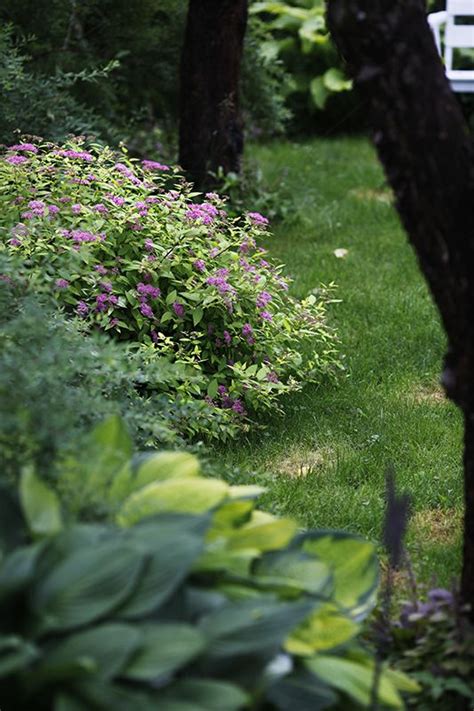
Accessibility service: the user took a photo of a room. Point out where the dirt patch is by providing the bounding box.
[409,384,446,405]
[272,447,333,477]
[411,507,462,546]
[349,187,393,205]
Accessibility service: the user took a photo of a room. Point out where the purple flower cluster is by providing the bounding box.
[256,291,272,309]
[142,159,170,171]
[206,271,236,297]
[55,278,69,289]
[185,202,219,225]
[173,302,185,318]
[8,143,38,153]
[76,301,89,316]
[247,211,269,227]
[193,259,206,272]
[115,163,141,185]
[6,155,28,166]
[106,194,125,207]
[93,203,109,214]
[70,229,102,244]
[58,149,93,162]
[96,292,118,312]
[137,282,161,299]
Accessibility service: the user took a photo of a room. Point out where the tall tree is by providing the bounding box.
[179,0,248,189]
[326,0,474,614]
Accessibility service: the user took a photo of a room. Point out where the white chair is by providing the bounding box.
[428,0,474,92]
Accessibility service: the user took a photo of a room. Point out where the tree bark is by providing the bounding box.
[179,0,248,189]
[326,0,474,613]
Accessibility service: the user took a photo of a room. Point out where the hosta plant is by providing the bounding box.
[0,416,418,710]
[0,139,339,424]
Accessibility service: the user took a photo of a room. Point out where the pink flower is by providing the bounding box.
[93,203,109,214]
[140,302,154,318]
[71,204,82,214]
[55,278,69,289]
[76,301,89,316]
[58,149,93,162]
[259,310,273,321]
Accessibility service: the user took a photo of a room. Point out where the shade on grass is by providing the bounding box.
[217,136,463,586]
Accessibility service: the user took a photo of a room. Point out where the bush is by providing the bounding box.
[0,416,417,710]
[250,1,360,132]
[0,139,339,425]
[388,587,474,709]
[0,259,238,488]
[0,26,117,144]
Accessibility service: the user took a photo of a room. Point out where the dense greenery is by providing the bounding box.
[0,416,418,710]
[0,139,338,426]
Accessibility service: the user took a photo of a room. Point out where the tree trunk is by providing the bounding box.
[179,0,248,189]
[326,0,474,614]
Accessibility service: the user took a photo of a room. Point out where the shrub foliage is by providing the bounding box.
[0,416,418,710]
[0,139,338,425]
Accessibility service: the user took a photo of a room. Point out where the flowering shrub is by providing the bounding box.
[0,139,338,422]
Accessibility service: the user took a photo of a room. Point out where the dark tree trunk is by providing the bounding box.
[179,0,248,189]
[326,0,474,614]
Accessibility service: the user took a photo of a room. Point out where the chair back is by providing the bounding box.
[445,0,474,71]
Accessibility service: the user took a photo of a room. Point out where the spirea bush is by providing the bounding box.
[0,139,338,422]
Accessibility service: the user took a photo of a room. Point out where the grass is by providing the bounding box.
[216,136,463,587]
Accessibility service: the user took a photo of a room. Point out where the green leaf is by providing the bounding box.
[253,549,331,596]
[286,603,359,655]
[163,679,249,711]
[266,669,337,711]
[117,478,228,526]
[227,512,298,553]
[323,68,352,93]
[34,623,140,682]
[124,623,205,680]
[306,655,404,709]
[199,598,316,659]
[310,76,329,110]
[31,541,145,633]
[134,452,200,490]
[0,542,44,601]
[0,636,39,677]
[192,307,204,326]
[20,467,63,537]
[207,379,219,399]
[116,515,207,618]
[298,531,379,619]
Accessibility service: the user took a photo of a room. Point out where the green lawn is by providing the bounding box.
[216,136,463,586]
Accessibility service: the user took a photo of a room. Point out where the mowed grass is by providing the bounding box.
[216,136,463,586]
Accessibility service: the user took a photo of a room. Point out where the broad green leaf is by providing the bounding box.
[310,76,329,110]
[286,603,359,655]
[31,541,144,633]
[228,484,266,500]
[0,636,39,677]
[266,669,337,711]
[116,515,207,618]
[226,512,297,553]
[163,678,248,711]
[117,478,228,526]
[306,655,404,709]
[199,598,316,659]
[298,531,379,618]
[68,680,158,711]
[134,452,200,490]
[82,416,133,499]
[35,624,140,682]
[209,499,254,539]
[195,547,257,577]
[0,542,44,601]
[323,68,353,93]
[253,550,331,596]
[0,483,25,553]
[124,623,204,680]
[20,467,62,537]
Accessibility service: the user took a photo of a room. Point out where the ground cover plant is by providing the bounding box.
[0,139,338,431]
[219,136,464,588]
[0,415,419,710]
